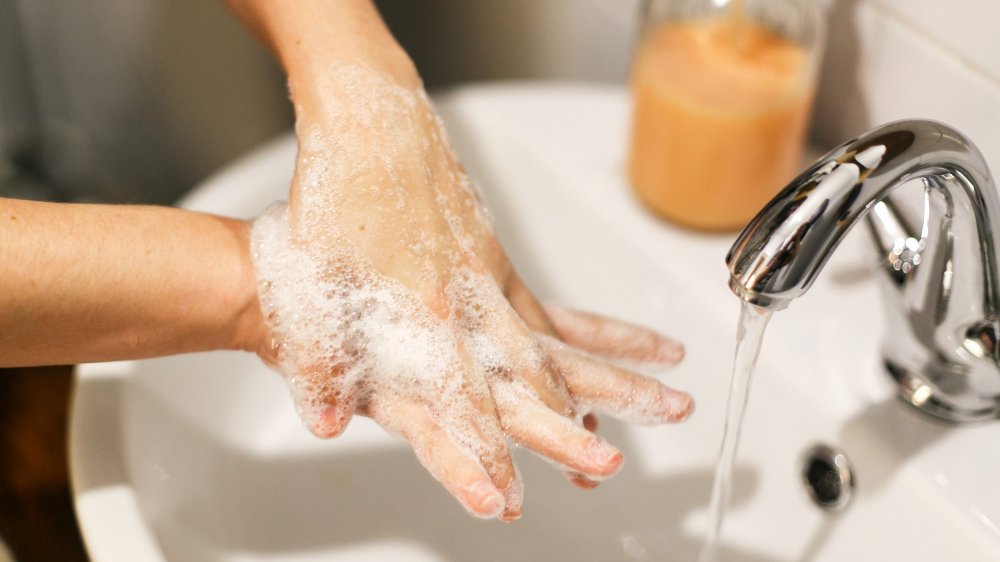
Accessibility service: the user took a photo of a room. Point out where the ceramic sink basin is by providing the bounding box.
[70,84,1000,561]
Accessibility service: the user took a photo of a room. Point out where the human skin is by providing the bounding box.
[228,0,694,520]
[0,199,260,366]
[0,0,694,522]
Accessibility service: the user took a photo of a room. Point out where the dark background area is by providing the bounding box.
[0,366,87,561]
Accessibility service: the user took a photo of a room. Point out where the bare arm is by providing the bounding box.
[0,199,261,366]
[223,0,693,521]
[0,0,693,522]
[223,0,420,91]
[1,0,407,367]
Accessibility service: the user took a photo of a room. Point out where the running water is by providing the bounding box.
[697,301,772,562]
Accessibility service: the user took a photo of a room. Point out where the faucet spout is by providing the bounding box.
[726,120,1000,421]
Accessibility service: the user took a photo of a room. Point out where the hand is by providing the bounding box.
[249,64,693,521]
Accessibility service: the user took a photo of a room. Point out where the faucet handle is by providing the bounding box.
[866,196,925,285]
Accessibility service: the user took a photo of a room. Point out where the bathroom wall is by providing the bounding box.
[0,0,291,204]
[4,0,993,203]
[812,0,1000,176]
[377,0,637,86]
[383,0,1000,176]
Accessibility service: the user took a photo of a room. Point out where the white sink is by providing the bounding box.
[70,84,1000,561]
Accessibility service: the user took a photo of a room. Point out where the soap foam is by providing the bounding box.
[252,64,629,517]
[543,303,684,368]
[252,202,523,512]
[253,204,462,429]
[536,332,689,425]
[290,65,494,273]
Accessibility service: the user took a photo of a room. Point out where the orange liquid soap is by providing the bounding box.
[629,18,814,231]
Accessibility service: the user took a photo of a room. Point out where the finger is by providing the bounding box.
[499,466,524,522]
[375,399,507,519]
[543,303,684,366]
[514,350,577,419]
[504,273,557,335]
[497,311,577,418]
[315,390,357,438]
[543,338,693,424]
[450,368,523,521]
[570,417,601,489]
[497,277,613,484]
[464,286,576,418]
[288,363,356,439]
[498,394,624,479]
[452,407,524,522]
[565,471,601,489]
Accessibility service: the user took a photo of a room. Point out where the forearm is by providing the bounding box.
[223,0,428,243]
[223,0,420,108]
[0,199,261,367]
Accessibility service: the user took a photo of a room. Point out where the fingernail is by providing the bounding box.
[465,481,504,519]
[662,387,694,422]
[567,471,601,489]
[587,440,624,476]
[500,508,523,522]
[318,405,351,438]
[657,339,685,364]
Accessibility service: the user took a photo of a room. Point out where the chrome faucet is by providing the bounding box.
[727,120,1000,423]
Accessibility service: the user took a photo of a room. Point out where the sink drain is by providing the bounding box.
[801,444,854,512]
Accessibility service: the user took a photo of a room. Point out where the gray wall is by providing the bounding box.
[378,0,637,87]
[1,0,292,204]
[0,0,641,204]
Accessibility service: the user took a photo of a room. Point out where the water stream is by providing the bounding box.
[697,301,773,562]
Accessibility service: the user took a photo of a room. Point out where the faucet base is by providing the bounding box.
[885,360,1000,423]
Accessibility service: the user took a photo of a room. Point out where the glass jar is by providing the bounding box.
[628,0,825,231]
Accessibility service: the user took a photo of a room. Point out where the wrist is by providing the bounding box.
[235,0,421,115]
[287,46,421,127]
[223,218,268,356]
[288,57,420,126]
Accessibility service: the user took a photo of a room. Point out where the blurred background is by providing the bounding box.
[0,0,997,559]
[0,0,639,205]
[0,0,290,204]
[2,0,998,204]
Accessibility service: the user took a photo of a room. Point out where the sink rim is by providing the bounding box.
[68,82,1000,561]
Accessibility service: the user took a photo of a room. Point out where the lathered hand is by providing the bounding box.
[250,65,693,520]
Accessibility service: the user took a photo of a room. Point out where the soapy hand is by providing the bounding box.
[250,64,692,521]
